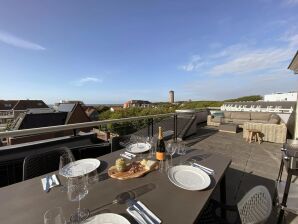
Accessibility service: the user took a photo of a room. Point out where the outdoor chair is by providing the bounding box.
[69,143,111,160]
[198,185,272,224]
[23,148,74,181]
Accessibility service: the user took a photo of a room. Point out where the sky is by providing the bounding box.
[0,0,297,104]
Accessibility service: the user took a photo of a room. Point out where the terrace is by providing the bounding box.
[0,109,297,224]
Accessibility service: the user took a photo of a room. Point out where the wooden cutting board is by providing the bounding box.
[108,162,158,180]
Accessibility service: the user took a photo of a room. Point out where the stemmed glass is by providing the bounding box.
[166,141,177,167]
[67,170,89,223]
[44,207,66,224]
[59,152,75,192]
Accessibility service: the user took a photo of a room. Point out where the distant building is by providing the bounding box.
[264,92,297,102]
[110,106,123,112]
[123,100,151,108]
[0,100,49,131]
[59,100,84,105]
[8,103,92,145]
[169,90,174,103]
[84,106,100,121]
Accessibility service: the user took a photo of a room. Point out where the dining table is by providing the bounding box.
[0,145,231,224]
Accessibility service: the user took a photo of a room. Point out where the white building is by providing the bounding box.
[264,92,297,102]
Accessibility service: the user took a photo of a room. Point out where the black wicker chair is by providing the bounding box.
[69,143,111,160]
[23,148,73,181]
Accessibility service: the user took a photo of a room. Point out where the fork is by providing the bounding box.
[127,199,154,224]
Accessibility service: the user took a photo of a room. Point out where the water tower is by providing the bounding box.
[169,90,174,104]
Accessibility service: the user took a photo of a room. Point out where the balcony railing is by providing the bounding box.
[0,113,177,139]
[0,111,14,118]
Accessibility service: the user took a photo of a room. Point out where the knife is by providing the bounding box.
[45,175,51,193]
[127,199,154,224]
[192,163,215,176]
[131,199,157,224]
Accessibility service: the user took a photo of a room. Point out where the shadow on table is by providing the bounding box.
[89,183,156,217]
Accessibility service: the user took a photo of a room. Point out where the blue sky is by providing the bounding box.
[0,0,297,104]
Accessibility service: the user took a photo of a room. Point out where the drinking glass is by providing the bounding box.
[67,171,89,223]
[177,141,187,156]
[59,152,75,177]
[44,207,66,224]
[59,152,75,192]
[147,136,156,159]
[130,135,138,146]
[166,141,177,167]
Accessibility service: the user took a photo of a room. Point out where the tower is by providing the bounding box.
[169,90,174,104]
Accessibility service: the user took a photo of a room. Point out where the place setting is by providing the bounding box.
[164,141,215,192]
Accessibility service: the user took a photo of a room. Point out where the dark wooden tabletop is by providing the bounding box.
[0,147,231,224]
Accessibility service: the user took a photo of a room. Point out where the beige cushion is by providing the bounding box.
[223,118,233,123]
[231,112,250,120]
[213,117,222,123]
[231,119,248,125]
[268,114,280,124]
[250,120,268,124]
[250,112,271,121]
[223,112,231,119]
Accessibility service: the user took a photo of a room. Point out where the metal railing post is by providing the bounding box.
[174,114,178,142]
[147,118,154,138]
[151,118,154,138]
[147,119,150,137]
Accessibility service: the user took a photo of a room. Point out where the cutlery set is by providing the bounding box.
[120,151,137,160]
[191,162,215,176]
[126,199,161,224]
[42,174,60,193]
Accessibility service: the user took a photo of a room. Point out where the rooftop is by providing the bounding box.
[0,111,297,223]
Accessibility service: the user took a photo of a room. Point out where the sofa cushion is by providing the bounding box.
[223,118,233,123]
[250,112,271,121]
[250,120,268,124]
[230,112,250,120]
[212,117,222,123]
[268,114,280,124]
[231,119,249,125]
[223,112,231,119]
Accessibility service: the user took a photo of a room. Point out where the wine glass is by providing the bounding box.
[166,141,177,167]
[44,207,66,224]
[67,170,90,223]
[59,152,75,192]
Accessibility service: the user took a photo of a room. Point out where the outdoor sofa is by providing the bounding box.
[207,111,287,144]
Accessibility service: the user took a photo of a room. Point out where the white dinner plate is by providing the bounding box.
[61,159,100,178]
[168,165,211,191]
[126,143,151,154]
[84,213,130,224]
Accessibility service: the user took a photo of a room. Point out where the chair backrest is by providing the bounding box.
[23,148,73,181]
[237,185,272,224]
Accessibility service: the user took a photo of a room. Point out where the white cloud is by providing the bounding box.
[0,30,45,50]
[179,55,207,72]
[210,43,249,59]
[74,77,103,86]
[181,31,298,77]
[283,0,298,5]
[208,48,292,76]
[283,33,298,47]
